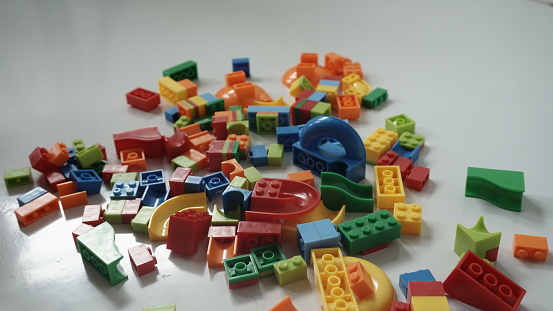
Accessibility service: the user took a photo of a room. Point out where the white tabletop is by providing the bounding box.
[1,0,553,310]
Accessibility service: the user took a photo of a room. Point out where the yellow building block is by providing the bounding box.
[289,75,314,97]
[411,296,450,311]
[341,73,371,102]
[393,203,422,235]
[316,84,339,106]
[363,128,398,165]
[375,166,405,211]
[187,95,208,117]
[158,76,187,104]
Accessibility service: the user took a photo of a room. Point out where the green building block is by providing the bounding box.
[454,216,501,261]
[399,132,425,150]
[211,205,239,226]
[206,98,225,116]
[229,176,249,190]
[256,112,279,134]
[267,144,284,166]
[72,139,86,152]
[243,167,263,190]
[311,102,331,118]
[465,167,525,212]
[337,210,401,254]
[250,243,286,277]
[292,75,314,93]
[104,200,125,224]
[162,60,198,81]
[171,155,198,172]
[142,305,176,311]
[227,120,250,136]
[320,172,374,213]
[173,115,192,131]
[224,254,259,284]
[193,115,213,131]
[4,167,32,187]
[90,160,108,176]
[110,172,138,187]
[76,144,104,169]
[76,222,128,286]
[385,114,415,137]
[273,255,307,286]
[131,206,157,234]
[362,87,388,109]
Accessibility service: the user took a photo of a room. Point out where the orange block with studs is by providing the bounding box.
[14,192,59,226]
[336,94,361,120]
[513,234,548,261]
[120,148,147,172]
[177,79,198,98]
[226,134,251,159]
[343,61,363,78]
[48,142,70,167]
[346,261,374,300]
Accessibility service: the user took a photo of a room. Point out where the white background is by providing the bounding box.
[1,0,553,310]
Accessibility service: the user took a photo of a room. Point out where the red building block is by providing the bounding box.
[212,116,229,140]
[236,221,282,254]
[82,204,104,226]
[443,250,526,311]
[359,242,389,255]
[485,247,500,262]
[96,143,107,160]
[390,301,411,311]
[113,126,165,159]
[405,165,430,191]
[394,156,414,179]
[167,209,212,255]
[169,167,193,197]
[48,142,70,167]
[122,198,142,224]
[101,164,128,183]
[163,130,190,163]
[29,147,58,173]
[72,223,94,247]
[14,192,59,226]
[407,281,446,303]
[377,150,399,166]
[206,140,240,171]
[346,261,374,300]
[126,87,161,112]
[44,170,67,192]
[513,234,548,261]
[128,244,157,276]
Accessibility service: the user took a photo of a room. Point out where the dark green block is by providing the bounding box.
[320,172,373,213]
[337,210,401,254]
[362,87,388,109]
[224,254,259,284]
[206,98,225,116]
[193,115,213,131]
[465,167,525,212]
[163,60,198,81]
[250,243,286,276]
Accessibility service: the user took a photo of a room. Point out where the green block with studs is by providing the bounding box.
[399,132,425,150]
[337,210,401,254]
[267,144,284,166]
[454,216,501,261]
[72,139,86,152]
[4,167,32,187]
[130,206,157,234]
[173,115,192,132]
[243,167,263,190]
[362,87,388,109]
[273,255,307,286]
[250,243,286,277]
[385,114,415,137]
[76,144,104,169]
[256,112,279,134]
[110,172,138,187]
[224,254,259,284]
[311,102,331,118]
[162,60,198,81]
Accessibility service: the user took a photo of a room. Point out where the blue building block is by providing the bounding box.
[202,171,230,201]
[17,186,48,206]
[67,147,78,166]
[69,169,102,194]
[308,91,327,102]
[141,185,168,207]
[139,169,165,193]
[185,175,205,193]
[58,163,79,180]
[297,219,340,264]
[249,145,268,167]
[276,125,304,152]
[292,116,366,182]
[247,106,291,131]
[399,269,436,298]
[110,180,139,199]
[390,140,421,164]
[164,105,180,123]
[199,92,218,102]
[232,57,250,78]
[222,185,252,214]
[319,79,340,87]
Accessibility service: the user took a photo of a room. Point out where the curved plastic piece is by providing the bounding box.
[245,178,320,221]
[281,64,332,88]
[465,167,525,212]
[344,256,396,311]
[216,82,272,109]
[341,73,372,98]
[222,186,252,215]
[148,192,206,241]
[252,96,289,107]
[320,172,374,212]
[292,116,366,182]
[281,201,346,242]
[268,295,299,311]
[207,236,238,268]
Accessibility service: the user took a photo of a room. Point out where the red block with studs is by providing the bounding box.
[126,87,161,112]
[128,244,157,276]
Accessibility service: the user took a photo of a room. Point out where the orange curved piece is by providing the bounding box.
[215,71,272,109]
[268,296,298,311]
[281,64,332,88]
[207,236,237,268]
[281,201,346,242]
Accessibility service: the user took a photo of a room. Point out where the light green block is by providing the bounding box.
[454,216,502,260]
[110,172,138,187]
[385,113,416,137]
[131,206,157,234]
[227,120,249,136]
[72,139,86,152]
[311,102,331,118]
[4,167,32,187]
[104,200,125,224]
[267,144,284,166]
[273,255,307,286]
[76,144,104,168]
[229,176,249,189]
[399,132,425,150]
[142,304,177,311]
[173,116,192,132]
[211,205,240,226]
[244,167,263,190]
[171,155,198,172]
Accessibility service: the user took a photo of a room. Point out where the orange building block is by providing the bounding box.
[177,79,198,98]
[48,142,70,167]
[183,149,208,171]
[120,148,147,172]
[221,158,245,181]
[346,261,374,300]
[207,226,237,268]
[57,181,77,196]
[296,63,316,85]
[268,295,299,311]
[343,61,363,78]
[225,71,247,87]
[59,191,88,209]
[301,52,318,64]
[324,52,350,75]
[188,131,214,153]
[336,94,361,120]
[226,134,251,159]
[287,170,314,186]
[14,192,59,226]
[513,234,548,261]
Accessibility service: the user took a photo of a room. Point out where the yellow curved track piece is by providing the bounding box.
[148,192,207,241]
[281,201,346,242]
[252,96,290,107]
[342,73,372,100]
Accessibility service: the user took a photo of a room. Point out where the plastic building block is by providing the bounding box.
[399,132,425,150]
[407,281,446,302]
[139,169,165,193]
[177,95,207,119]
[216,71,272,109]
[267,144,284,166]
[128,244,157,276]
[338,210,401,254]
[202,171,230,201]
[223,254,259,288]
[44,170,67,192]
[121,198,142,224]
[211,116,229,140]
[59,191,88,209]
[90,159,107,177]
[291,99,331,125]
[250,243,286,276]
[211,205,240,226]
[236,221,282,254]
[364,128,399,165]
[131,206,157,234]
[247,178,320,221]
[287,170,314,186]
[296,89,327,102]
[342,61,363,77]
[105,200,125,224]
[297,219,341,263]
[171,149,207,172]
[391,301,411,311]
[281,53,332,87]
[346,261,374,300]
[377,150,399,167]
[221,158,244,181]
[178,78,198,96]
[222,186,252,215]
[374,166,405,211]
[163,60,198,81]
[101,164,128,183]
[399,269,436,299]
[29,147,58,173]
[243,166,263,190]
[293,116,366,182]
[120,148,147,172]
[82,204,104,227]
[110,181,139,199]
[276,125,303,152]
[172,115,192,131]
[281,201,345,243]
[72,223,94,248]
[110,172,138,187]
[341,73,371,101]
[273,255,307,286]
[248,105,290,132]
[443,250,526,311]
[141,186,168,208]
[324,52,348,75]
[513,234,548,260]
[249,145,268,167]
[163,130,189,163]
[167,209,211,255]
[164,105,180,123]
[320,171,374,213]
[142,305,176,311]
[76,222,128,286]
[465,167,525,212]
[169,167,193,197]
[289,75,314,97]
[148,192,206,240]
[69,169,102,194]
[405,165,430,191]
[207,226,237,267]
[385,114,416,137]
[17,186,47,206]
[184,175,205,193]
[113,126,164,159]
[311,248,359,311]
[232,58,250,77]
[362,87,388,109]
[57,180,76,196]
[268,296,299,311]
[393,203,422,235]
[226,120,249,136]
[48,142,70,167]
[182,127,214,153]
[226,134,251,159]
[230,176,249,189]
[390,140,421,163]
[126,87,160,112]
[454,216,502,262]
[71,139,86,152]
[158,76,187,104]
[336,94,361,120]
[14,192,59,226]
[206,140,240,171]
[410,296,450,311]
